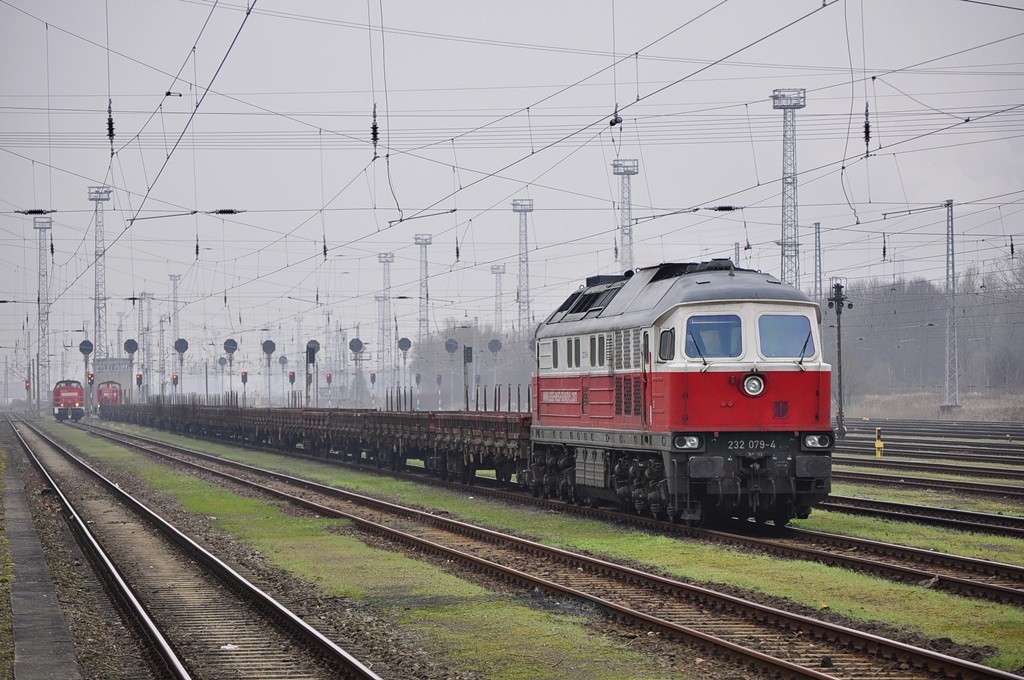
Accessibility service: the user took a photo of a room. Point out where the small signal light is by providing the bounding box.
[136,373,143,386]
[240,371,248,385]
[172,374,179,386]
[415,373,421,385]
[370,372,376,385]
[87,372,94,385]
[325,372,332,385]
[24,380,30,390]
[288,371,295,385]
[436,373,442,386]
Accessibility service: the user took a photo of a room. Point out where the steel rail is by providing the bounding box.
[6,416,193,680]
[80,424,1023,678]
[23,418,382,680]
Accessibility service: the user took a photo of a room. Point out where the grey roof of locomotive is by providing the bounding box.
[535,259,815,339]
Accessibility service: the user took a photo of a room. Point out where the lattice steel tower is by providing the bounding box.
[490,264,505,336]
[89,186,112,358]
[169,274,181,344]
[377,252,394,386]
[612,159,639,272]
[813,221,823,312]
[34,215,52,412]
[944,199,959,408]
[140,292,154,400]
[512,199,533,336]
[772,88,806,287]
[414,234,432,342]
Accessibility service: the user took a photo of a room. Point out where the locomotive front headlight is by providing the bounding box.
[803,434,832,448]
[742,374,765,397]
[673,435,702,450]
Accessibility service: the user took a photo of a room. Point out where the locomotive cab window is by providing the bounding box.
[658,328,675,361]
[684,314,742,359]
[758,315,814,358]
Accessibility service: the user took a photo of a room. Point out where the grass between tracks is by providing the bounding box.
[90,424,1024,672]
[45,423,679,680]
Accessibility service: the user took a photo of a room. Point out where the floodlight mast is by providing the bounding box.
[772,88,806,288]
[414,235,432,343]
[89,186,112,358]
[512,199,533,337]
[612,159,639,272]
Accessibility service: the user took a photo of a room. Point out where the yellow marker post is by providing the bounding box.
[875,426,884,458]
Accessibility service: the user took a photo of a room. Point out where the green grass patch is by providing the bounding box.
[86,423,1024,672]
[50,423,679,679]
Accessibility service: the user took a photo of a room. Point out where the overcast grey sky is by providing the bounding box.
[2,0,1022,382]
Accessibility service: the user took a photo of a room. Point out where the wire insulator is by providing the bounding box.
[863,101,871,155]
[371,103,379,158]
[107,99,115,156]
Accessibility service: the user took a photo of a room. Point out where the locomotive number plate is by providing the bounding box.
[726,439,777,450]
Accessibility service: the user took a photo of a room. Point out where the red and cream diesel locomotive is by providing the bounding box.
[526,259,833,525]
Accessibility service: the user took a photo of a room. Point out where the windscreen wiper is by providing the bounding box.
[795,330,812,371]
[688,330,709,370]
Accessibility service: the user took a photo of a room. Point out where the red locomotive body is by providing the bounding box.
[53,380,86,422]
[96,381,123,408]
[529,259,833,525]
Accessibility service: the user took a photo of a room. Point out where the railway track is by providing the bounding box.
[832,470,1024,500]
[836,441,1024,464]
[83,423,1024,607]
[832,455,1024,481]
[69,423,1024,677]
[9,417,381,680]
[820,495,1024,540]
[843,418,1024,443]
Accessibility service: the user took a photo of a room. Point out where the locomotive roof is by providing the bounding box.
[536,258,814,338]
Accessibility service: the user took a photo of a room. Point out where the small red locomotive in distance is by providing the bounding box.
[528,259,834,526]
[53,380,86,422]
[96,381,123,408]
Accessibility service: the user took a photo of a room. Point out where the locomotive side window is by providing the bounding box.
[758,315,814,358]
[589,336,596,367]
[658,328,675,361]
[685,314,742,358]
[552,339,559,368]
[574,338,581,368]
[598,335,606,367]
